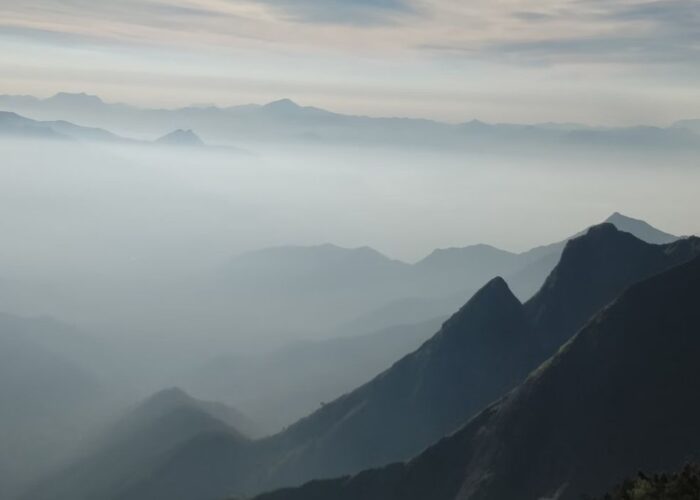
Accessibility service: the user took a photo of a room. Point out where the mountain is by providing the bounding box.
[254,252,700,500]
[156,129,204,146]
[673,118,700,134]
[0,110,127,143]
[220,244,412,333]
[2,92,698,151]
[47,225,699,500]
[0,313,119,500]
[26,388,253,500]
[0,111,67,140]
[180,316,443,432]
[219,213,681,336]
[524,223,694,354]
[605,211,678,244]
[253,277,536,487]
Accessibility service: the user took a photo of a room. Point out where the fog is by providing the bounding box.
[2,137,699,350]
[1,134,699,498]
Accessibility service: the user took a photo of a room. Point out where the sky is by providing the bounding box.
[0,0,699,124]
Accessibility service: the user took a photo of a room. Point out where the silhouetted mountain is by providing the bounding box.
[2,92,698,151]
[156,129,204,146]
[26,388,252,500]
[255,253,700,500]
[0,110,126,142]
[0,111,67,140]
[253,277,536,486]
[33,226,700,500]
[525,223,697,354]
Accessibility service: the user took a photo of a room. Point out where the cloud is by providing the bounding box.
[417,0,700,66]
[255,0,416,26]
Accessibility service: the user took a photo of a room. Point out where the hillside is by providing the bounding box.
[255,253,700,500]
[46,225,700,500]
[26,388,252,500]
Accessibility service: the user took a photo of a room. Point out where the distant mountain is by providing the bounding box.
[0,313,120,500]
[0,110,127,143]
[48,226,700,500]
[0,111,68,140]
[180,316,443,432]
[26,388,252,500]
[228,213,680,337]
[2,92,698,151]
[254,253,700,500]
[220,244,411,333]
[156,129,204,146]
[673,118,700,134]
[605,211,678,244]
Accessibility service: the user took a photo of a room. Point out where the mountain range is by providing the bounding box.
[179,213,684,430]
[255,251,700,500]
[1,92,699,151]
[31,223,700,500]
[217,212,681,338]
[0,110,207,148]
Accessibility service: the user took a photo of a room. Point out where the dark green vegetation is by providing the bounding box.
[256,252,700,500]
[32,224,700,500]
[599,464,700,500]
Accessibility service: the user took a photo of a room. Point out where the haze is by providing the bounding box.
[2,2,700,500]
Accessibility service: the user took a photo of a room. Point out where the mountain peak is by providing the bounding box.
[142,387,193,409]
[156,129,204,146]
[264,98,301,111]
[441,276,524,334]
[604,212,677,244]
[47,92,104,105]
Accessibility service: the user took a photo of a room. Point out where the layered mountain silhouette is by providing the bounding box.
[26,388,253,500]
[255,253,700,500]
[220,213,682,337]
[34,224,700,500]
[0,110,216,149]
[1,92,698,151]
[0,110,126,142]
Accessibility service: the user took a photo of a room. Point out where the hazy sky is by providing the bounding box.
[0,0,699,124]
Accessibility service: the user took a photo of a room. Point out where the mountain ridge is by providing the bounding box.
[254,253,700,500]
[2,92,698,150]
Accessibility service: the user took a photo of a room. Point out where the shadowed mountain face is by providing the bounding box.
[39,225,699,500]
[255,253,700,500]
[525,223,698,354]
[255,277,537,487]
